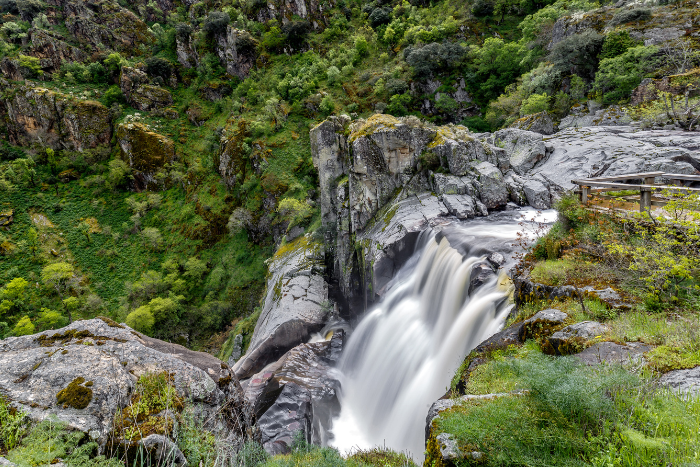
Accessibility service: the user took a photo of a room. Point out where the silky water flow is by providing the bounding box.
[329,209,556,461]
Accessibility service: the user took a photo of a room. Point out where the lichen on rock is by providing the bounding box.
[56,377,93,410]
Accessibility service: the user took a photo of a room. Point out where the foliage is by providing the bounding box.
[599,30,642,60]
[520,92,550,115]
[549,30,604,79]
[593,45,659,104]
[0,395,28,452]
[126,304,155,335]
[404,42,466,80]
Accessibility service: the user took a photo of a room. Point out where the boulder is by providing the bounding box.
[0,457,16,466]
[116,122,176,190]
[232,236,328,380]
[176,35,199,69]
[0,318,241,446]
[431,173,473,196]
[492,128,547,175]
[522,179,550,209]
[575,342,652,366]
[257,383,311,455]
[472,161,508,209]
[546,321,607,355]
[519,309,568,341]
[28,29,87,73]
[3,85,112,151]
[509,112,555,135]
[426,126,508,176]
[659,366,700,397]
[120,67,173,111]
[138,434,188,467]
[442,194,476,219]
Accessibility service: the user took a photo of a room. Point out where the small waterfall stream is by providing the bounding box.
[328,209,557,461]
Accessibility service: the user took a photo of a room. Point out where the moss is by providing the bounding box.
[349,114,402,142]
[56,377,93,410]
[646,345,700,372]
[97,316,124,328]
[37,329,127,347]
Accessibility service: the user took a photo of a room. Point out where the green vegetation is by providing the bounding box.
[437,348,700,467]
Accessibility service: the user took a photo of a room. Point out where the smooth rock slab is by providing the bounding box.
[659,366,700,397]
[575,342,652,366]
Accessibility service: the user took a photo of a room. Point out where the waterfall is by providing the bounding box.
[329,209,555,461]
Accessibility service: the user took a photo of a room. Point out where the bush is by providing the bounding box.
[326,65,341,85]
[387,93,412,116]
[599,30,641,60]
[0,395,27,451]
[472,0,494,16]
[469,37,528,103]
[549,30,604,79]
[145,56,173,81]
[319,95,335,115]
[369,7,391,27]
[355,36,369,58]
[282,19,311,50]
[405,42,466,79]
[594,45,659,104]
[385,78,407,96]
[520,92,550,115]
[18,54,42,78]
[610,8,651,26]
[203,11,230,35]
[102,85,125,107]
[126,306,155,335]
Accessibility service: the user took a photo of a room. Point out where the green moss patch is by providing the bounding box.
[56,377,93,410]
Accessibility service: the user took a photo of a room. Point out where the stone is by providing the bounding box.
[3,84,112,151]
[116,122,176,191]
[28,29,87,73]
[546,321,607,355]
[509,112,555,135]
[522,179,550,209]
[436,433,462,461]
[442,194,476,219]
[519,309,568,341]
[431,173,471,196]
[226,334,244,367]
[575,342,652,366]
[492,128,547,175]
[233,236,328,380]
[472,162,508,209]
[256,383,313,454]
[659,366,700,397]
[216,27,257,79]
[0,319,242,446]
[138,434,188,467]
[120,67,173,111]
[0,457,17,466]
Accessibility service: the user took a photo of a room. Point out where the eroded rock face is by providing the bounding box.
[0,318,236,446]
[120,67,173,111]
[3,85,112,151]
[28,29,88,73]
[232,236,328,380]
[493,128,547,176]
[116,122,176,190]
[216,27,258,79]
[509,112,555,135]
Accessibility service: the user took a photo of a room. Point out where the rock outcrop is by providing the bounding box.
[116,122,176,190]
[232,236,329,380]
[2,85,112,151]
[27,29,88,73]
[216,27,258,80]
[509,112,556,135]
[120,67,174,111]
[0,318,245,447]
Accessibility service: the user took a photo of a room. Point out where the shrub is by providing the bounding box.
[277,198,314,230]
[102,85,125,107]
[405,42,466,79]
[549,30,604,79]
[126,306,155,335]
[385,78,407,96]
[610,8,651,26]
[203,11,230,35]
[469,37,528,102]
[520,92,550,115]
[326,65,341,85]
[319,95,335,115]
[599,30,641,60]
[12,315,34,336]
[472,0,494,16]
[0,395,27,451]
[145,56,173,81]
[369,7,391,27]
[387,93,411,116]
[355,36,369,58]
[282,19,311,50]
[434,94,459,114]
[593,45,659,104]
[18,54,42,78]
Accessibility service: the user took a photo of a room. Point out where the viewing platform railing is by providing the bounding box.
[572,171,700,212]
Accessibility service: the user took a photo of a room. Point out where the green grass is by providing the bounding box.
[529,259,577,286]
[438,349,700,467]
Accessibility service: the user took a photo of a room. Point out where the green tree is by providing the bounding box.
[13,316,35,336]
[36,308,66,330]
[26,227,38,258]
[147,296,181,324]
[126,306,155,335]
[520,92,550,115]
[41,262,74,299]
[470,38,528,103]
[62,297,79,324]
[593,45,659,104]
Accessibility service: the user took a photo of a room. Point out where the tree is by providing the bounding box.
[41,262,74,299]
[593,45,659,104]
[146,296,181,324]
[549,30,604,80]
[62,297,79,323]
[26,227,38,258]
[13,316,34,336]
[520,92,550,115]
[470,38,528,103]
[141,227,163,250]
[36,308,66,330]
[126,306,155,335]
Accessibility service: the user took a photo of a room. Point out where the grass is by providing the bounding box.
[436,349,700,467]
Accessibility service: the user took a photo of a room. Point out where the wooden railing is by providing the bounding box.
[572,172,700,212]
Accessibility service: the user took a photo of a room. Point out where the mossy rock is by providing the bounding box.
[56,377,93,409]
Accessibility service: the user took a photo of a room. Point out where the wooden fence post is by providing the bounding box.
[581,185,590,205]
[640,176,655,212]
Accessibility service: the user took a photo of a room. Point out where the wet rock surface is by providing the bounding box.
[0,318,237,446]
[232,236,328,380]
[116,122,176,190]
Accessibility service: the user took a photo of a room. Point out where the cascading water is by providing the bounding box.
[329,209,557,461]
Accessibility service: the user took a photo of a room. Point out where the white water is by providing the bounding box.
[330,209,556,461]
